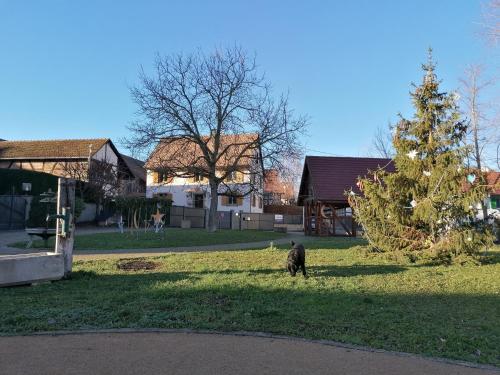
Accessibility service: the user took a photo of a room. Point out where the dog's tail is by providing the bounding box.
[291,240,295,246]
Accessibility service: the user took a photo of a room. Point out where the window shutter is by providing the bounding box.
[153,171,158,183]
[237,196,243,206]
[221,196,228,206]
[186,192,193,207]
[236,171,244,182]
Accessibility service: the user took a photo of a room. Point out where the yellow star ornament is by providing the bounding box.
[151,209,165,224]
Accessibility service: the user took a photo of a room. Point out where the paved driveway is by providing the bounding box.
[0,331,496,375]
[0,230,32,254]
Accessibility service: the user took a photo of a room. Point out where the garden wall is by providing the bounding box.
[165,206,302,231]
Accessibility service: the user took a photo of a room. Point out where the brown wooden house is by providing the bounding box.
[0,138,146,196]
[297,156,394,236]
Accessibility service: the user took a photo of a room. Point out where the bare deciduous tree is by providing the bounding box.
[481,0,500,45]
[127,47,307,232]
[459,64,498,220]
[371,123,394,159]
[62,158,122,211]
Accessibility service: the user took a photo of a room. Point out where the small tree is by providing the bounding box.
[459,64,497,221]
[349,52,493,262]
[62,158,124,222]
[127,46,307,232]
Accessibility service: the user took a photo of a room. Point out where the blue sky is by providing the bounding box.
[0,0,496,158]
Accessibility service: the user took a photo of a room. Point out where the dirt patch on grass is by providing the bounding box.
[117,259,161,271]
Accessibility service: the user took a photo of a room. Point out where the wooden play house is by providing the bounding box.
[297,156,394,237]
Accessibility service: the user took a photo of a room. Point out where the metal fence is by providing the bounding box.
[0,195,27,230]
[166,205,302,231]
[169,205,206,228]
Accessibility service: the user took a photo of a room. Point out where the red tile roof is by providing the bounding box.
[298,156,394,204]
[264,169,295,198]
[487,171,500,195]
[0,139,110,159]
[145,133,260,170]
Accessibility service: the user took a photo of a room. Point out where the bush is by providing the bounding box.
[114,196,172,227]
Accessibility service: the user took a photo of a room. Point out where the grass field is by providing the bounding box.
[1,237,499,366]
[9,229,287,250]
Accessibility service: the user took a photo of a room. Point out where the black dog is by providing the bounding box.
[287,241,306,277]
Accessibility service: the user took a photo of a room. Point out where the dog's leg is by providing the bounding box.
[301,262,307,277]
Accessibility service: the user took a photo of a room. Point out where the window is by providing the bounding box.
[252,194,257,207]
[193,173,204,183]
[157,172,173,184]
[226,171,237,182]
[221,194,242,206]
[194,193,204,208]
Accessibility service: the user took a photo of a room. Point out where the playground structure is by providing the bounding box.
[0,178,75,287]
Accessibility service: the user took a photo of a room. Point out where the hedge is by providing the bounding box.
[0,169,58,196]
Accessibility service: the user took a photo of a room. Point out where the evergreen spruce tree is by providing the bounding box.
[349,52,493,262]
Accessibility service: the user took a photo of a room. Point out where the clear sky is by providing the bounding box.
[0,0,496,158]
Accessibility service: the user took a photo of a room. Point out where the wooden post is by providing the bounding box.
[302,202,309,236]
[331,205,336,236]
[315,201,321,236]
[351,211,357,237]
[55,178,75,279]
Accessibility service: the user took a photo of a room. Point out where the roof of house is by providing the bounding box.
[487,171,500,195]
[120,154,146,182]
[0,139,110,160]
[264,169,295,198]
[145,133,260,171]
[298,156,394,204]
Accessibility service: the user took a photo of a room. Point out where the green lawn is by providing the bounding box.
[10,229,287,250]
[1,238,499,366]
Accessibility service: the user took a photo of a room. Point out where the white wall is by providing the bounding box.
[92,142,119,165]
[146,170,263,213]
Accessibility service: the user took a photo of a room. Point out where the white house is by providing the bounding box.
[478,171,500,220]
[145,134,264,213]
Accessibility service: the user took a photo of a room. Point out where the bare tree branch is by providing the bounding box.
[371,123,394,158]
[480,0,500,46]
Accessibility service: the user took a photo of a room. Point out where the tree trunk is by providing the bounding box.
[473,115,489,222]
[207,181,219,232]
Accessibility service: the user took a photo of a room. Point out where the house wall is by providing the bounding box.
[0,160,87,178]
[92,143,118,165]
[146,170,263,213]
[475,194,500,220]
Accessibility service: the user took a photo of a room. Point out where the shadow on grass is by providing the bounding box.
[275,237,367,251]
[307,264,406,277]
[481,250,500,265]
[189,264,407,278]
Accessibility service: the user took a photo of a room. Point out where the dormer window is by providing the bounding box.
[155,171,173,184]
[226,171,237,182]
[193,173,203,182]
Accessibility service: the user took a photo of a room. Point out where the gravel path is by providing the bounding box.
[0,331,496,375]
